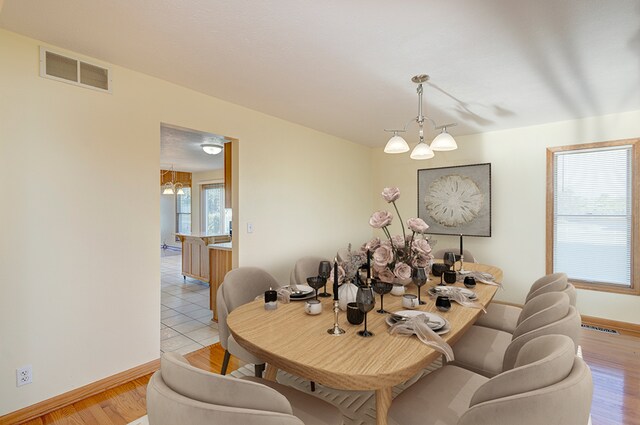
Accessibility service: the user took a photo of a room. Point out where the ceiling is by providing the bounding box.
[1,0,638,149]
[160,124,225,173]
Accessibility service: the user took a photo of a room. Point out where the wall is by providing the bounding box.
[372,109,640,324]
[0,30,372,415]
[160,189,179,248]
[190,168,224,235]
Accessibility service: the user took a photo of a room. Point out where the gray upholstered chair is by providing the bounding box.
[475,272,574,333]
[433,248,477,263]
[451,292,581,377]
[388,334,593,425]
[290,256,329,287]
[147,353,343,425]
[217,267,279,377]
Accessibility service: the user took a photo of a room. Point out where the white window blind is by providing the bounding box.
[553,145,632,286]
[202,183,227,235]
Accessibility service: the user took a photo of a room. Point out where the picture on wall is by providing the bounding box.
[417,163,491,237]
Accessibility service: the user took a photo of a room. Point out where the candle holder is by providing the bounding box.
[327,300,346,335]
[458,254,471,274]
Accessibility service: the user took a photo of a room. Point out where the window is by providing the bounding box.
[547,139,639,294]
[202,183,231,235]
[176,187,191,235]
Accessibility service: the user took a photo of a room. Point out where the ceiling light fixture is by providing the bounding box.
[201,138,224,155]
[384,74,457,160]
[161,166,185,195]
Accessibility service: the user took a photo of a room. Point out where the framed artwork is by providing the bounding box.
[417,163,491,237]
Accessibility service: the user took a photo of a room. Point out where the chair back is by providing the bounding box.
[432,248,477,263]
[525,272,568,303]
[515,292,569,330]
[563,283,577,307]
[217,267,279,349]
[503,304,581,371]
[290,256,328,286]
[459,335,592,425]
[147,353,303,425]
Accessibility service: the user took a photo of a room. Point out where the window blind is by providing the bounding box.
[553,145,632,286]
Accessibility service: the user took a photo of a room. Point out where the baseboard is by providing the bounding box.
[580,315,640,337]
[0,358,160,425]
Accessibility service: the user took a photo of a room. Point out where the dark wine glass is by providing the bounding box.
[356,286,375,337]
[306,276,325,301]
[412,267,428,305]
[318,261,332,297]
[435,295,451,312]
[443,252,456,270]
[372,279,393,313]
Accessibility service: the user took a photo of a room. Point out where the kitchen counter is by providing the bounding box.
[208,242,232,251]
[208,242,233,321]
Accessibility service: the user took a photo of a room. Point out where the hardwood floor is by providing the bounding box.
[13,328,640,425]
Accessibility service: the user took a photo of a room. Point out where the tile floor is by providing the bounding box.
[160,250,219,355]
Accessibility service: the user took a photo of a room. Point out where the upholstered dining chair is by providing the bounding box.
[475,272,573,334]
[451,292,581,377]
[290,256,329,287]
[217,267,279,377]
[433,248,477,263]
[388,334,593,425]
[147,352,343,425]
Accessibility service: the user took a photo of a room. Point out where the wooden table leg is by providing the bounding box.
[375,387,392,425]
[264,364,279,382]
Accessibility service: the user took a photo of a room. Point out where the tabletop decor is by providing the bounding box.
[327,258,346,335]
[388,313,454,361]
[331,244,367,310]
[366,187,434,294]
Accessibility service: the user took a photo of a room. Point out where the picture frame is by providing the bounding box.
[417,163,491,237]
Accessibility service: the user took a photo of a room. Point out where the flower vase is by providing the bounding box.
[338,280,359,311]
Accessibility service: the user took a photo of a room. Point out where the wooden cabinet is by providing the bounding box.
[177,235,211,282]
[224,142,232,209]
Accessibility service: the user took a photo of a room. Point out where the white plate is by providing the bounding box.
[288,284,316,300]
[388,311,446,329]
[385,311,450,335]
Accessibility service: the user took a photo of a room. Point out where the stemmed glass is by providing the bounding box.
[412,267,428,305]
[318,261,332,297]
[443,252,456,270]
[356,286,375,337]
[372,279,393,313]
[306,276,325,301]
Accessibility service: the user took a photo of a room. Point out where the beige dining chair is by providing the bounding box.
[217,267,279,377]
[475,272,572,334]
[451,292,581,377]
[147,352,343,425]
[433,248,477,263]
[290,256,329,287]
[388,334,593,425]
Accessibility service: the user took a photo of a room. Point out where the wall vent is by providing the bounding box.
[581,323,619,335]
[39,47,112,93]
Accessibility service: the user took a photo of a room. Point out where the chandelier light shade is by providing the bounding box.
[384,133,410,153]
[162,182,175,195]
[410,142,435,160]
[430,128,458,151]
[384,74,458,160]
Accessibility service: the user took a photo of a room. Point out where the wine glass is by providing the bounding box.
[372,279,393,314]
[356,286,375,337]
[318,261,332,297]
[412,267,428,305]
[443,252,456,270]
[306,277,325,301]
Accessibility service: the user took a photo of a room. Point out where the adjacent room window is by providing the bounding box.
[547,139,639,294]
[202,183,229,235]
[176,187,192,235]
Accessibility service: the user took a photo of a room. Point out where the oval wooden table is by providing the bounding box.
[228,262,502,425]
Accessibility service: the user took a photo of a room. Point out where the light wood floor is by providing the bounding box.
[17,328,640,425]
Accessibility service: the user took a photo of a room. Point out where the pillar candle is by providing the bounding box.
[333,259,339,300]
[460,234,463,256]
[366,249,371,279]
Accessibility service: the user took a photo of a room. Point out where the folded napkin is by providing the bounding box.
[431,287,487,313]
[388,314,454,361]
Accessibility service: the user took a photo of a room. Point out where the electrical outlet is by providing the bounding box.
[247,222,254,233]
[16,365,32,387]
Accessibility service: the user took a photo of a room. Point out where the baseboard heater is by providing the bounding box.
[581,323,619,335]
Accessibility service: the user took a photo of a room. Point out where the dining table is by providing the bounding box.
[227,262,503,425]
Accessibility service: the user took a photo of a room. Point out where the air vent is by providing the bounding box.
[40,47,111,93]
[581,323,619,335]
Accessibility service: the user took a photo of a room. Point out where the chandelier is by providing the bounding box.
[161,166,185,195]
[384,74,458,160]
